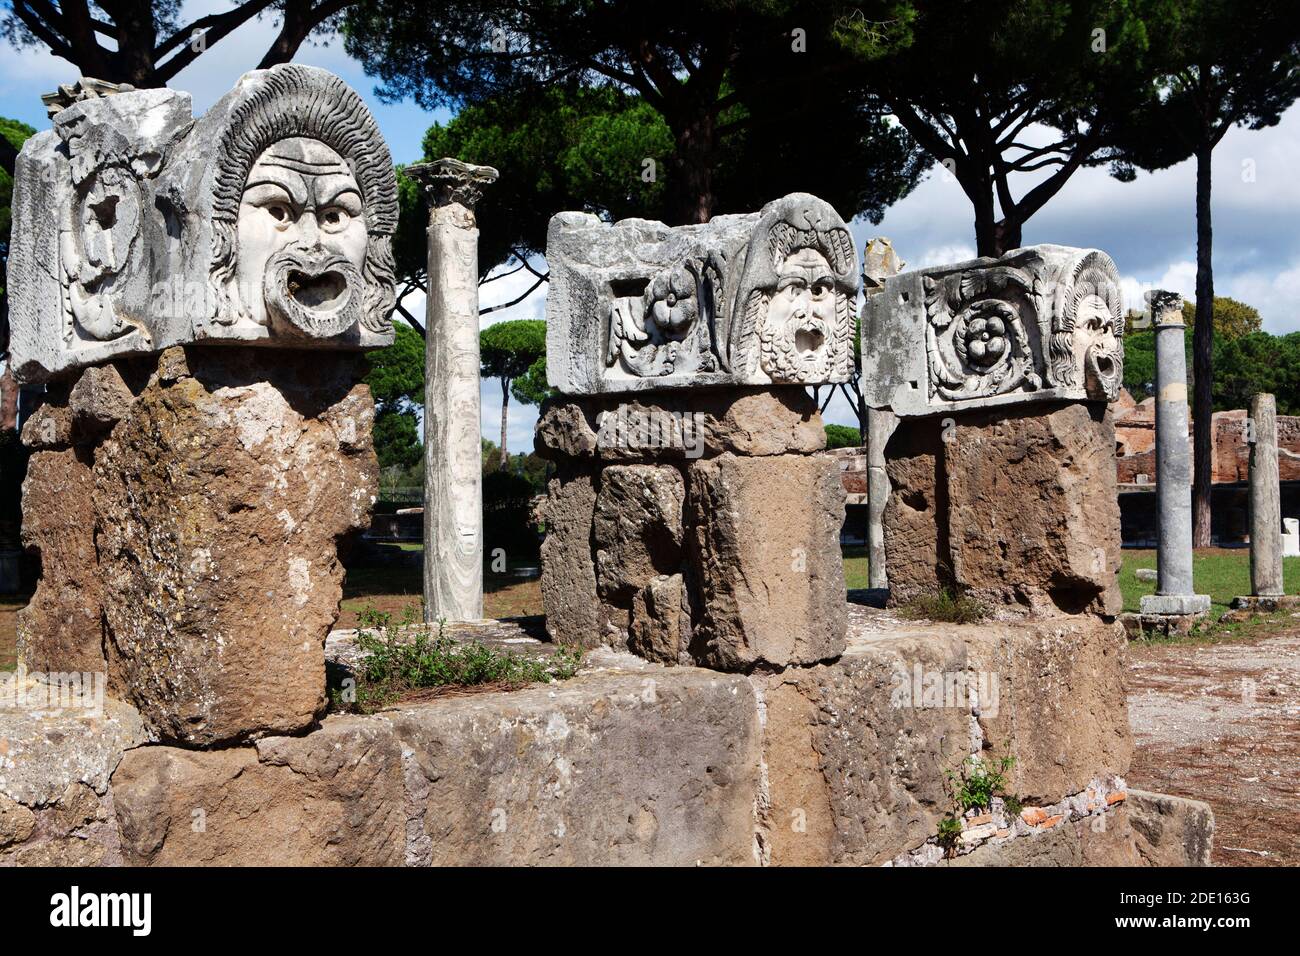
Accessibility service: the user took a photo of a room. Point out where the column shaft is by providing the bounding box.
[1249,392,1284,596]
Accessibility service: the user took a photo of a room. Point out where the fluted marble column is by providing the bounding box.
[407,159,498,623]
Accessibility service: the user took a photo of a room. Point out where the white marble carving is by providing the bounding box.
[546,193,859,394]
[861,245,1125,416]
[9,64,397,384]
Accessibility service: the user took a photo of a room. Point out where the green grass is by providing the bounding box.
[900,589,988,624]
[333,603,582,713]
[1119,548,1300,614]
[843,546,870,590]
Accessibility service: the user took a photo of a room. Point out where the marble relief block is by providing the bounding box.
[545,192,861,394]
[861,244,1125,417]
[8,63,398,384]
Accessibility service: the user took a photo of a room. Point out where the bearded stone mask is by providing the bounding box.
[1073,292,1122,400]
[235,138,369,338]
[759,246,841,381]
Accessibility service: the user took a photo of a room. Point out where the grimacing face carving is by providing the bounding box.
[1073,292,1122,400]
[758,246,839,380]
[234,137,368,337]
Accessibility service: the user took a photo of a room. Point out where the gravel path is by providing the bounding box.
[1126,614,1300,866]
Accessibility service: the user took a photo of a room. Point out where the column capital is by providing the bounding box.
[1145,289,1185,328]
[406,157,499,211]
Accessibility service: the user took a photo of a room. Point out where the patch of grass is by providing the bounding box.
[334,603,582,714]
[900,588,988,624]
[842,546,870,590]
[1120,548,1300,614]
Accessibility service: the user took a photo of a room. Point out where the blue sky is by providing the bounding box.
[6,3,1300,449]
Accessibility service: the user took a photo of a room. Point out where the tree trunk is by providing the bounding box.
[972,183,1000,258]
[992,218,1022,257]
[1192,140,1214,548]
[666,113,716,225]
[115,0,161,87]
[498,378,510,469]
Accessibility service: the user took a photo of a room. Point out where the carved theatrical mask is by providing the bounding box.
[54,113,162,345]
[1049,251,1125,401]
[729,194,858,385]
[860,245,1127,416]
[758,246,842,382]
[1073,292,1122,400]
[234,138,369,338]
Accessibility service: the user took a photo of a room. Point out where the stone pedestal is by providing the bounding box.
[534,387,846,670]
[17,347,378,746]
[407,159,498,624]
[1141,291,1210,616]
[883,401,1122,617]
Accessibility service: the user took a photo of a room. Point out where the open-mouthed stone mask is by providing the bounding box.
[1073,292,1123,400]
[545,192,858,394]
[235,138,368,337]
[759,246,840,381]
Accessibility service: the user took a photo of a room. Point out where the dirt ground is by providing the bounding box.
[1126,612,1300,867]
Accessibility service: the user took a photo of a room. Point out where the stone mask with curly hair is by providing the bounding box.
[208,64,397,339]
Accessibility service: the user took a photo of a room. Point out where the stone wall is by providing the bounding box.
[1,612,1192,867]
[1115,391,1300,485]
[534,387,847,671]
[15,346,377,746]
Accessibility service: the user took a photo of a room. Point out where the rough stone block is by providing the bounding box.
[109,662,761,866]
[18,401,72,449]
[1127,788,1214,866]
[687,452,846,669]
[534,387,826,463]
[93,348,377,745]
[754,613,1130,866]
[885,401,1122,616]
[547,193,858,394]
[629,573,689,664]
[941,809,1140,866]
[392,666,760,866]
[0,678,148,807]
[862,244,1125,415]
[111,715,407,866]
[16,447,106,673]
[68,363,136,440]
[593,464,685,604]
[538,466,602,647]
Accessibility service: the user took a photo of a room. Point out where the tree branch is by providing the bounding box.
[154,0,276,80]
[481,273,547,315]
